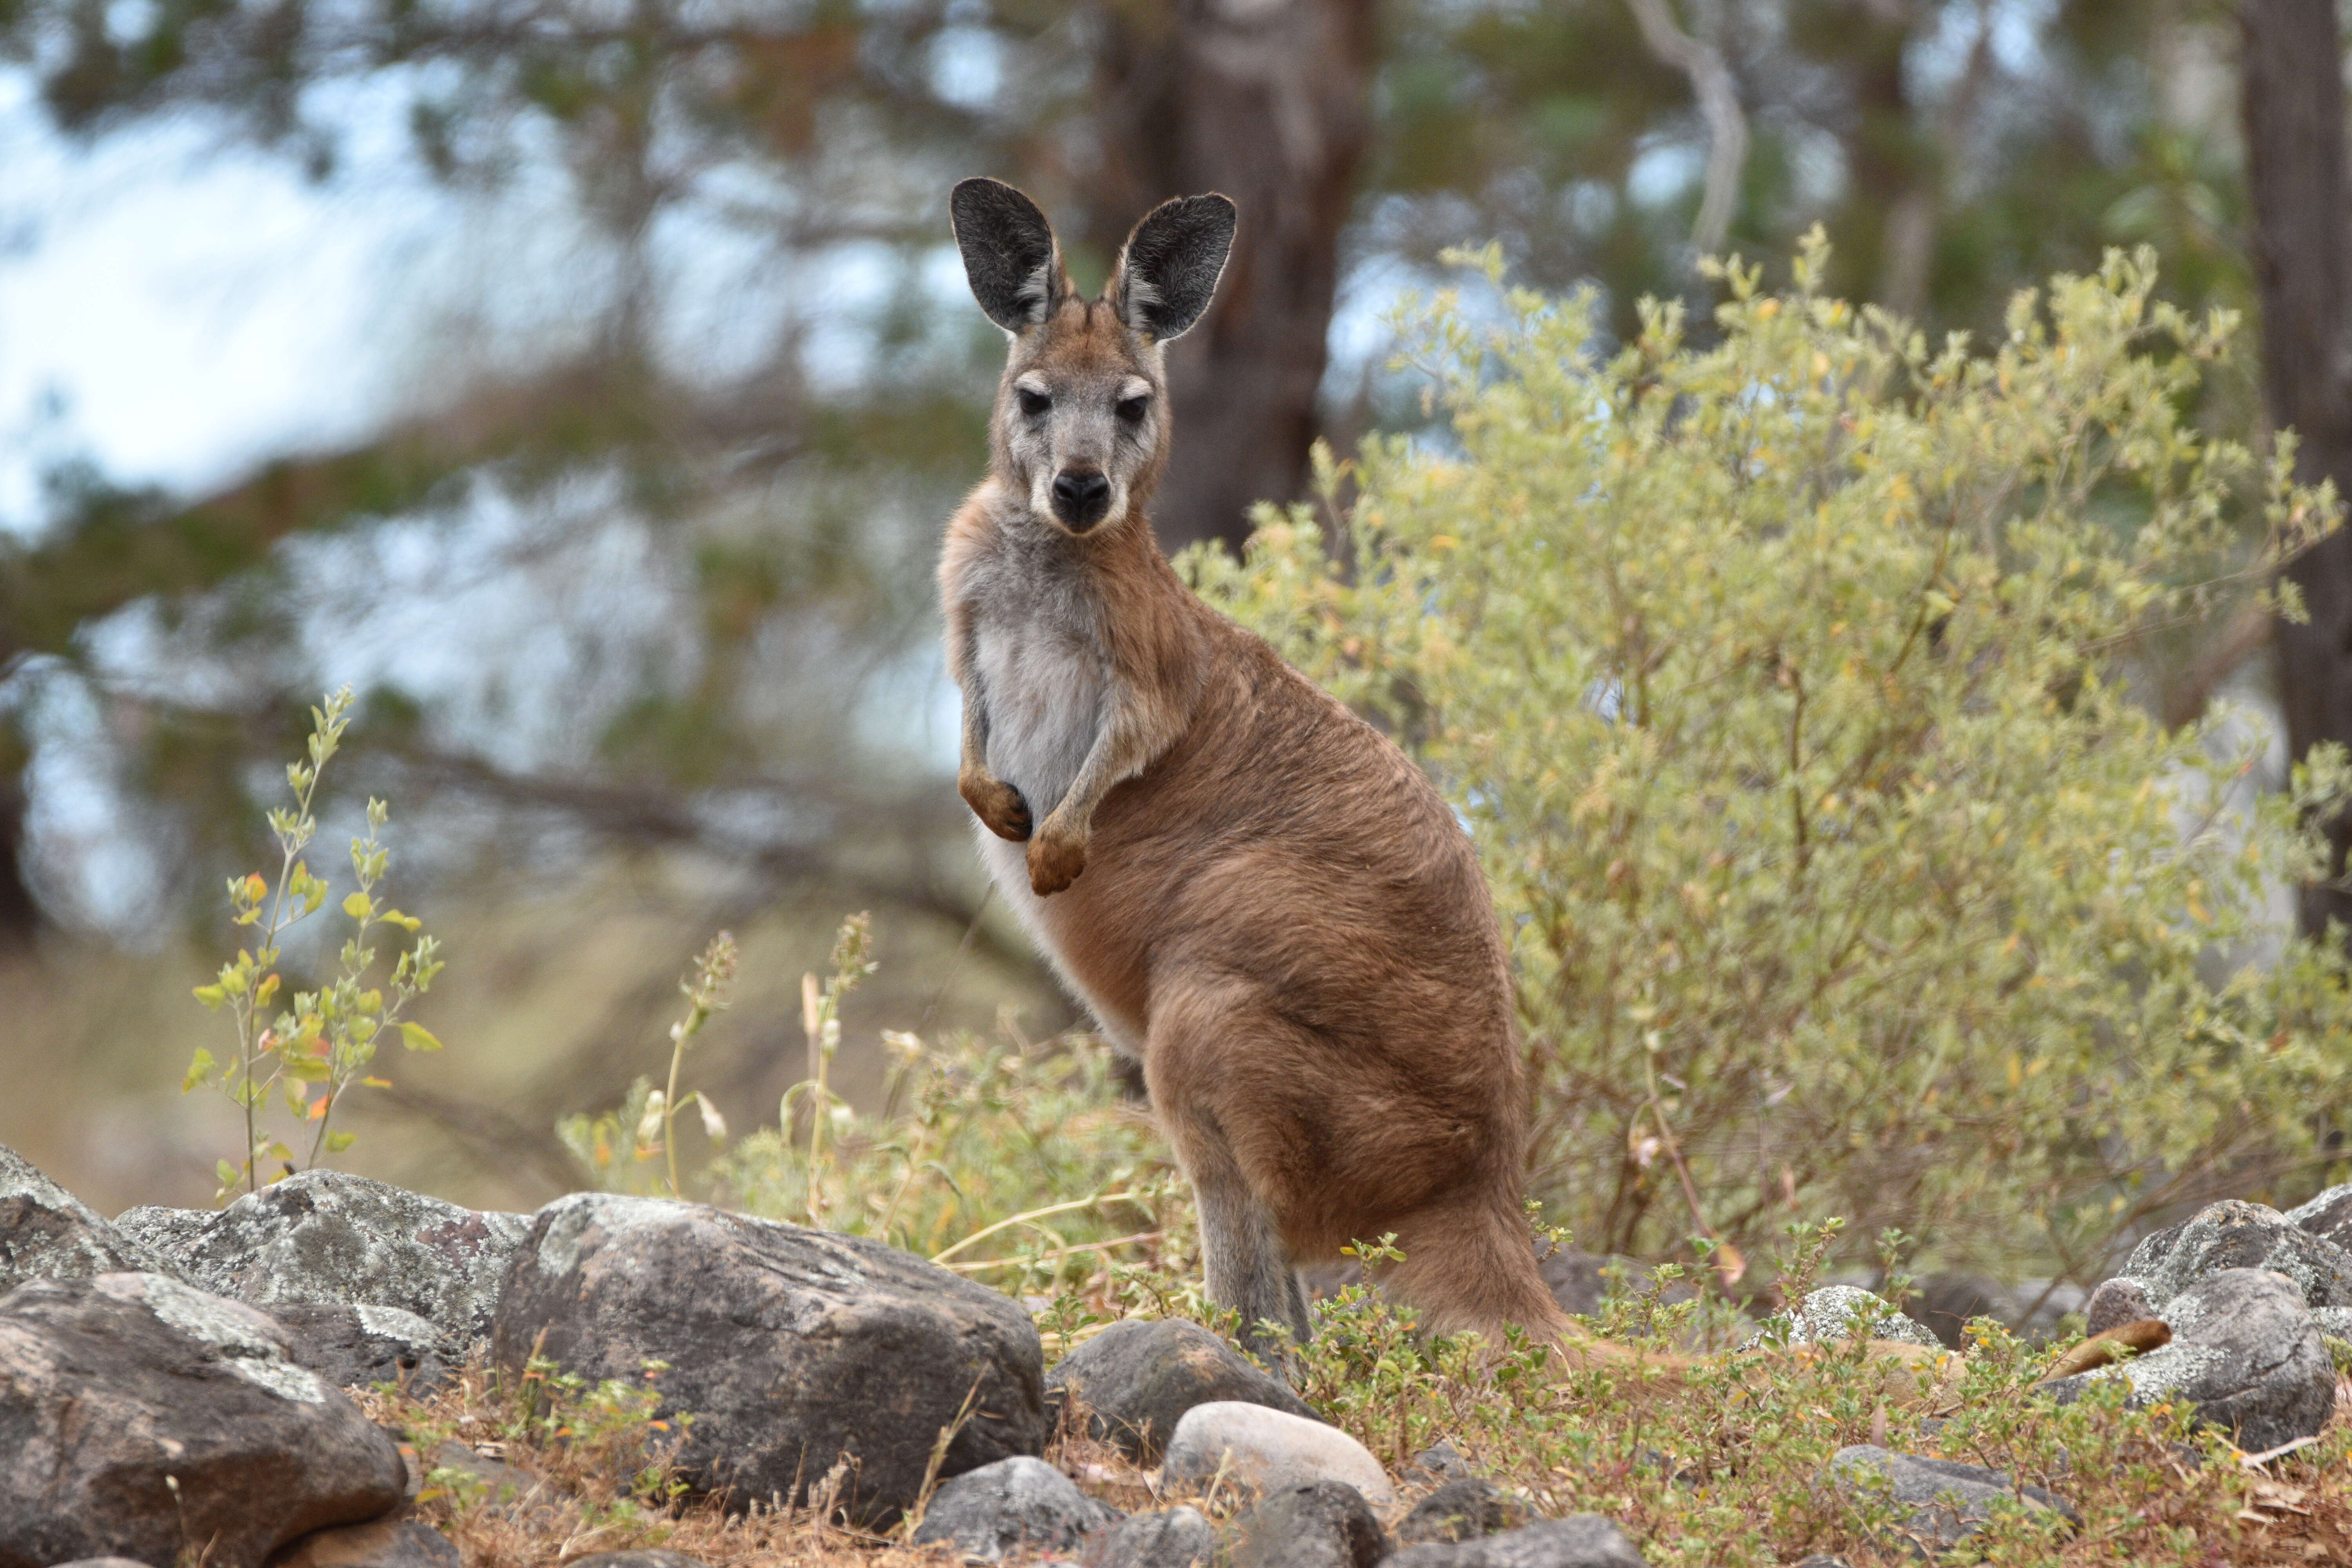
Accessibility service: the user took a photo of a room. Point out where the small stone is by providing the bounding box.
[42,1561,154,1568]
[1081,1506,1216,1568]
[117,1171,531,1350]
[1161,1400,1394,1504]
[1385,1516,1648,1567]
[492,1193,1045,1524]
[0,1272,406,1568]
[266,1519,461,1568]
[2082,1278,2154,1336]
[1047,1318,1319,1462]
[1396,1478,1530,1545]
[1228,1480,1387,1568]
[1742,1286,1940,1350]
[2123,1200,2352,1314]
[1409,1439,1477,1483]
[0,1142,177,1293]
[912,1455,1121,1562]
[2044,1267,2336,1452]
[1823,1446,2074,1557]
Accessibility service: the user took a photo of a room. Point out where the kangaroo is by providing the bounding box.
[938,177,1575,1362]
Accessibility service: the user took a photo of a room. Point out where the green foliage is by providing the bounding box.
[185,687,446,1201]
[1195,239,2352,1281]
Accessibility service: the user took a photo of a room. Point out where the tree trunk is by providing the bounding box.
[2241,0,2352,943]
[1086,0,1375,558]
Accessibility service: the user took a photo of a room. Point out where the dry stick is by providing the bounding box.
[942,1229,1164,1273]
[930,1191,1151,1265]
[899,1377,984,1543]
[1643,1052,1745,1287]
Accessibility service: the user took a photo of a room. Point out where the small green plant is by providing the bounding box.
[558,930,739,1198]
[784,912,875,1228]
[186,687,445,1201]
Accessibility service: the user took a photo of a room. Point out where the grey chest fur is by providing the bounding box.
[972,591,1107,819]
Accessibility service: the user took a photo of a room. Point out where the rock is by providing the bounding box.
[117,1171,530,1348]
[272,1302,450,1392]
[1228,1480,1388,1568]
[1396,1478,1530,1545]
[2122,1200,2352,1313]
[1047,1318,1319,1462]
[1082,1506,1216,1568]
[0,1141,176,1292]
[911,1455,1121,1562]
[2314,1306,2352,1339]
[2083,1278,2155,1336]
[1161,1400,1394,1504]
[410,1439,544,1516]
[1410,1439,1478,1483]
[491,1192,1045,1523]
[0,1271,406,1568]
[563,1555,714,1568]
[1904,1273,2081,1346]
[266,1519,460,1568]
[2285,1182,2352,1249]
[1385,1517,1648,1567]
[1744,1286,1940,1350]
[1824,1446,2073,1557]
[2044,1267,2336,1452]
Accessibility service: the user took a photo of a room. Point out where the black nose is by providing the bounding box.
[1051,468,1112,530]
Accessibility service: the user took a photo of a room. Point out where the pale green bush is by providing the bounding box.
[1194,237,2352,1282]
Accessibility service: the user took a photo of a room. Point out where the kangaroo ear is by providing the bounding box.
[1110,193,1237,342]
[951,177,1068,332]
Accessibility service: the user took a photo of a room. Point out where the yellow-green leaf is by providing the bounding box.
[398,1023,445,1053]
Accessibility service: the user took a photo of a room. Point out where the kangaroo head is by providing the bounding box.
[951,177,1236,537]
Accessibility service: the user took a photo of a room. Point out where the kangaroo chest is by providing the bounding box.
[972,584,1108,819]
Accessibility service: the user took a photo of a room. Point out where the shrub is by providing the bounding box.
[1194,237,2352,1283]
[185,686,446,1201]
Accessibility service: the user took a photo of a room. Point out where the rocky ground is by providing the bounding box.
[3,1142,2350,1566]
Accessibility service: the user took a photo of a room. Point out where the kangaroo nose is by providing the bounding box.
[1051,468,1112,530]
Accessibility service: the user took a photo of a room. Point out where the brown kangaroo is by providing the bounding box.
[938,177,1574,1362]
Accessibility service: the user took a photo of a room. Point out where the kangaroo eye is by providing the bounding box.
[1017,388,1051,418]
[1115,395,1149,425]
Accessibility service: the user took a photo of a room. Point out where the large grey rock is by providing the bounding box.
[117,1171,530,1348]
[0,1142,176,1292]
[1161,1400,1394,1503]
[490,1193,1045,1524]
[1082,1507,1216,1568]
[266,1519,459,1568]
[2122,1200,2352,1314]
[1228,1480,1387,1568]
[2285,1182,2352,1250]
[1047,1318,1319,1462]
[0,1271,406,1568]
[2043,1268,2335,1453]
[1742,1286,1940,1350]
[911,1454,1120,1562]
[1396,1478,1530,1545]
[273,1301,450,1393]
[1385,1517,1648,1567]
[1823,1446,2073,1558]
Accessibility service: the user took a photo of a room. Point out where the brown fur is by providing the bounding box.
[940,179,1571,1357]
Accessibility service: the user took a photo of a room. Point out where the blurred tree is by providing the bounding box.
[2240,0,2352,948]
[0,0,2274,962]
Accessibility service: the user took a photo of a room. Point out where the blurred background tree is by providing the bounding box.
[0,0,2331,1225]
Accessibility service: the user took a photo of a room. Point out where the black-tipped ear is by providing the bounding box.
[1111,193,1237,341]
[951,177,1067,332]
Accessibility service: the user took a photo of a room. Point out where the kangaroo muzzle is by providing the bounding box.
[1051,466,1113,532]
